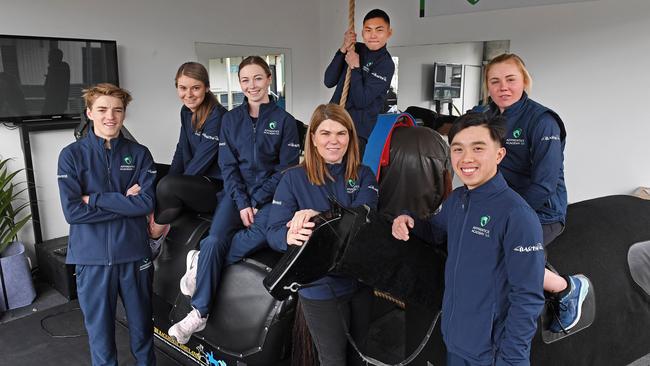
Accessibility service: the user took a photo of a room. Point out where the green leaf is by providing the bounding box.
[0,157,32,254]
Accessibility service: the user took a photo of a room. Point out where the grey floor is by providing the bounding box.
[2,281,650,366]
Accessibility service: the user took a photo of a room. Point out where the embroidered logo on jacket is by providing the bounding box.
[202,132,219,141]
[264,121,280,136]
[540,135,560,142]
[362,61,373,73]
[480,215,491,227]
[506,127,526,146]
[346,179,359,194]
[371,72,387,82]
[472,215,491,238]
[514,243,544,253]
[120,155,135,171]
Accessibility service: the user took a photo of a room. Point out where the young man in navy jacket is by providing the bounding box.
[324,8,395,153]
[393,113,545,366]
[57,84,157,365]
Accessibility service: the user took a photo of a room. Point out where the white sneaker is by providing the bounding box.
[168,308,207,344]
[180,250,200,296]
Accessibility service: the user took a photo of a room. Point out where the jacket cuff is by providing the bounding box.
[273,228,289,252]
[88,193,98,209]
[236,197,251,211]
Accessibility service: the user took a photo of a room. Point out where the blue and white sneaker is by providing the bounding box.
[550,274,590,333]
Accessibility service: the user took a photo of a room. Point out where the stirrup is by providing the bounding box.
[540,274,596,344]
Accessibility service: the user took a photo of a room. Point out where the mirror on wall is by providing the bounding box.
[195,42,292,112]
[388,40,509,116]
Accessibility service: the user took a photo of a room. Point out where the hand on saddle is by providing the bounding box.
[392,214,414,241]
[286,209,320,246]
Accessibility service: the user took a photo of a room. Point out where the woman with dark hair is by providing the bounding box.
[148,62,227,245]
[267,103,378,366]
[168,56,300,344]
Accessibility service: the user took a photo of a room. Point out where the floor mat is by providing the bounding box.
[0,300,180,366]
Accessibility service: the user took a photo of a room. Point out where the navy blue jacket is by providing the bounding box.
[169,104,227,179]
[57,127,156,265]
[267,163,378,300]
[218,97,300,211]
[324,43,395,140]
[486,93,568,224]
[412,172,544,365]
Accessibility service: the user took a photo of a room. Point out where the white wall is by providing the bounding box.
[3,0,650,256]
[0,0,322,256]
[320,0,650,204]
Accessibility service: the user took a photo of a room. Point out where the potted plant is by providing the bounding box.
[0,157,35,312]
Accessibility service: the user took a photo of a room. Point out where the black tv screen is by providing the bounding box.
[0,34,118,124]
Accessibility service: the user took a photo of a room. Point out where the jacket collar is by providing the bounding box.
[87,125,122,151]
[242,94,278,117]
[326,161,346,177]
[363,44,388,61]
[461,170,509,202]
[491,92,529,117]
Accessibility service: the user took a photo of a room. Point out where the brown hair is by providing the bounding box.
[82,83,132,110]
[175,62,221,131]
[483,53,533,104]
[303,104,360,185]
[238,56,272,79]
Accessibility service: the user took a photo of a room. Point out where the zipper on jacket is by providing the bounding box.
[252,117,258,184]
[104,147,113,265]
[447,190,471,345]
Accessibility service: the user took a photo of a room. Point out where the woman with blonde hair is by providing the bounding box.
[483,53,589,333]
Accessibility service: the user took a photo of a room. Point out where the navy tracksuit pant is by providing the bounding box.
[191,198,272,316]
[447,352,494,366]
[76,259,155,366]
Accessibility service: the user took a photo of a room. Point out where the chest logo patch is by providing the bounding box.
[480,215,490,227]
[506,127,526,146]
[472,214,491,238]
[346,179,359,194]
[264,121,280,136]
[120,155,136,171]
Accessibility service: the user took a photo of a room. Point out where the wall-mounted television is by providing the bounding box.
[0,34,118,124]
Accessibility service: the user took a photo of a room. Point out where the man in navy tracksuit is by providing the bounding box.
[324,9,395,153]
[57,84,156,366]
[393,113,545,366]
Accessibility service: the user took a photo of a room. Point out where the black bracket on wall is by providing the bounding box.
[16,119,79,244]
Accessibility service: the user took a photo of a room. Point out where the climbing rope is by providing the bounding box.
[339,0,355,107]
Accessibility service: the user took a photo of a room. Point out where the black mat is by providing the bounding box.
[0,300,180,366]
